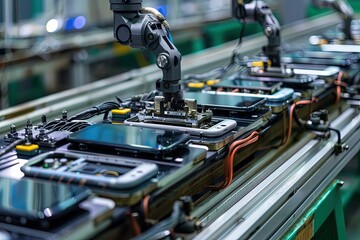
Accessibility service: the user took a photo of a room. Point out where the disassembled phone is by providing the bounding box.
[125,117,238,138]
[21,151,159,189]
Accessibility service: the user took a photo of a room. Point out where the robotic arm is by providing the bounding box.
[312,0,354,39]
[109,0,184,109]
[233,0,281,67]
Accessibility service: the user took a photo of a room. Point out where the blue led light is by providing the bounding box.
[64,16,87,31]
[74,16,87,30]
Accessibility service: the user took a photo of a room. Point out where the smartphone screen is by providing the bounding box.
[212,78,282,94]
[68,124,190,154]
[0,178,89,229]
[184,92,265,112]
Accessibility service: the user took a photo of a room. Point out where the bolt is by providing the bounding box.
[265,26,273,37]
[26,119,33,128]
[180,196,193,216]
[147,34,154,40]
[41,115,47,124]
[10,125,16,134]
[157,54,169,69]
[62,109,68,120]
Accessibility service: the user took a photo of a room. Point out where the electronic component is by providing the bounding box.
[15,144,39,156]
[282,51,359,67]
[68,124,190,155]
[125,117,238,138]
[0,177,90,229]
[184,92,266,112]
[205,88,294,103]
[210,78,283,94]
[21,151,159,190]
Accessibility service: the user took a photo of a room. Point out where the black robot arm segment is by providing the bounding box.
[312,0,354,39]
[234,0,281,67]
[109,0,183,105]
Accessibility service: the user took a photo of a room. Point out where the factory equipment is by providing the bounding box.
[0,1,358,239]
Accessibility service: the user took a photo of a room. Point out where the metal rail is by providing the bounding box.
[193,108,360,240]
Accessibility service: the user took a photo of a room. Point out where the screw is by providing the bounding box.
[26,119,33,128]
[10,125,16,134]
[265,26,273,36]
[41,115,47,124]
[148,34,154,40]
[157,54,170,69]
[62,109,68,120]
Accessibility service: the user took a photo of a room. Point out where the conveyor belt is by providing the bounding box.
[0,13,343,135]
[193,108,360,239]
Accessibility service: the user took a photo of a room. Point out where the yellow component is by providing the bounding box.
[112,108,131,115]
[206,79,221,86]
[16,144,39,152]
[296,216,314,240]
[319,39,328,45]
[112,122,123,125]
[113,44,132,55]
[267,60,272,67]
[251,61,265,67]
[188,82,205,89]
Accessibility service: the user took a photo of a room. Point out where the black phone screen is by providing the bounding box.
[184,92,265,112]
[68,124,190,154]
[213,78,282,93]
[0,178,89,228]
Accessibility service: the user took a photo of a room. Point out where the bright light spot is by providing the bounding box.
[309,35,320,45]
[74,16,86,30]
[19,24,33,37]
[46,19,59,33]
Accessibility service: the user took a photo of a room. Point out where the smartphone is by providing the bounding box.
[234,72,316,87]
[68,124,190,155]
[205,87,294,103]
[0,177,90,229]
[292,65,340,77]
[184,92,266,112]
[21,151,159,189]
[124,117,238,137]
[320,44,360,53]
[210,78,283,94]
[283,51,359,67]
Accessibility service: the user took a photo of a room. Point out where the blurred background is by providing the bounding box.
[0,0,359,109]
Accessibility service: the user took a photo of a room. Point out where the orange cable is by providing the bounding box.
[210,131,259,189]
[129,214,142,236]
[284,99,314,146]
[142,195,150,221]
[335,71,344,103]
[225,135,259,188]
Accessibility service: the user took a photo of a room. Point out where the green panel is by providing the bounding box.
[283,181,346,240]
[203,20,262,47]
[8,75,45,106]
[31,0,43,18]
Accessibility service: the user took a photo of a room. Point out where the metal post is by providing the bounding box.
[1,0,13,108]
